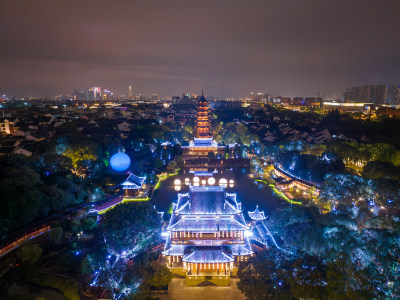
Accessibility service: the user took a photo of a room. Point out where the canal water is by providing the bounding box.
[151,168,287,220]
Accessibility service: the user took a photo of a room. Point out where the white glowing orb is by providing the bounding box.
[174,179,181,185]
[193,176,200,183]
[207,177,216,185]
[193,182,200,186]
[201,180,206,185]
[229,183,234,188]
[219,178,228,184]
[185,178,190,182]
[174,185,181,191]
[229,179,234,184]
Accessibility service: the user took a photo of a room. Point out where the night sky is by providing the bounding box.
[1,0,400,98]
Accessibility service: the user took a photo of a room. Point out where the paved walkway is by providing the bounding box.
[160,278,246,300]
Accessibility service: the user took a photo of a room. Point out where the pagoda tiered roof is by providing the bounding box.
[173,186,243,215]
[248,205,267,221]
[167,216,248,232]
[183,248,234,263]
[168,186,248,232]
[188,137,218,148]
[228,242,253,256]
[117,173,146,189]
[163,184,254,265]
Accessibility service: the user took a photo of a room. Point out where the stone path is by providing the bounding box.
[160,278,246,300]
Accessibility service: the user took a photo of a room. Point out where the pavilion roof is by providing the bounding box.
[117,173,146,189]
[227,242,253,256]
[183,248,234,263]
[248,205,267,221]
[189,137,218,148]
[162,244,186,256]
[167,216,248,232]
[174,186,242,215]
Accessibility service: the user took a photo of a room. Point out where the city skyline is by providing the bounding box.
[1,0,400,98]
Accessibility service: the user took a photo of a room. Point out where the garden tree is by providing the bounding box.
[326,254,378,299]
[0,163,48,238]
[81,217,97,232]
[174,155,184,165]
[267,206,313,252]
[286,255,328,299]
[62,139,99,168]
[237,250,294,300]
[144,262,172,290]
[171,144,182,157]
[18,242,43,265]
[49,227,64,245]
[224,145,230,154]
[373,178,400,208]
[207,151,215,159]
[319,174,375,210]
[362,161,400,180]
[327,142,400,168]
[183,124,193,134]
[166,160,177,172]
[32,154,73,176]
[0,278,9,300]
[213,122,259,145]
[0,153,93,239]
[102,202,162,255]
[69,219,81,234]
[153,157,163,169]
[47,185,69,212]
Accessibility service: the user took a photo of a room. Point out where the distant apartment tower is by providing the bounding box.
[344,85,400,104]
[88,86,101,100]
[102,89,113,100]
[129,85,132,99]
[250,92,271,102]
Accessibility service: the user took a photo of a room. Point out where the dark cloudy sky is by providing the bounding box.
[1,0,400,98]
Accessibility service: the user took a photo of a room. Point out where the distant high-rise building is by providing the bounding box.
[129,85,132,99]
[88,86,101,100]
[102,89,113,100]
[344,85,400,104]
[250,92,270,102]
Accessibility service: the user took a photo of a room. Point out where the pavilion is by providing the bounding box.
[162,185,253,286]
[116,173,146,197]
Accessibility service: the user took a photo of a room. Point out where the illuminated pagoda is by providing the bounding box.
[196,90,212,139]
[162,185,253,286]
[116,173,146,197]
[183,91,223,156]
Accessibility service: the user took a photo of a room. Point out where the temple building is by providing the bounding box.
[162,185,254,286]
[116,173,146,197]
[183,92,223,157]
